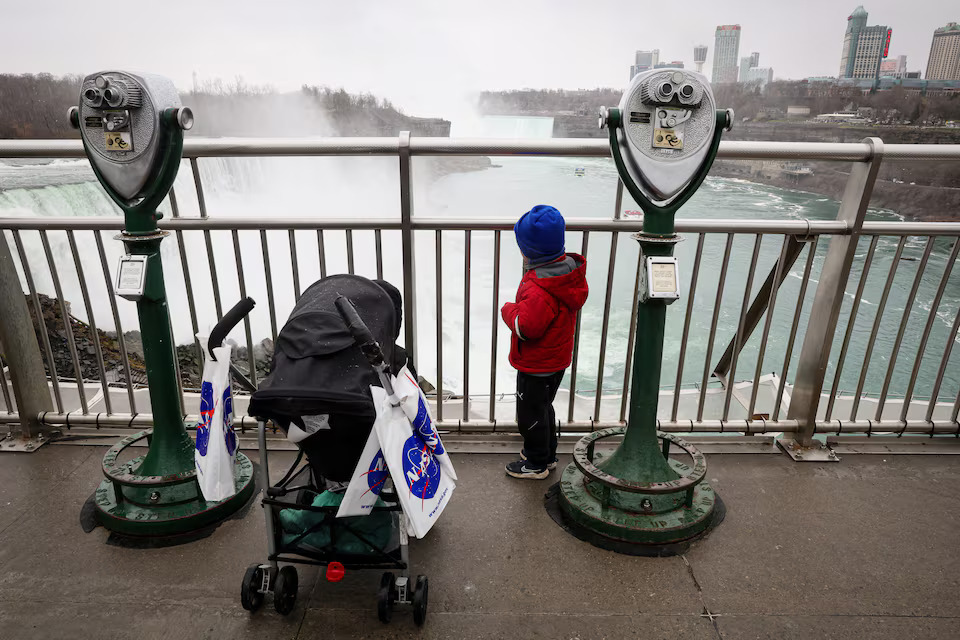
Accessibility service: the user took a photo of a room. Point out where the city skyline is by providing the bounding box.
[0,1,956,118]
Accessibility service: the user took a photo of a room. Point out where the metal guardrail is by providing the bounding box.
[2,136,960,442]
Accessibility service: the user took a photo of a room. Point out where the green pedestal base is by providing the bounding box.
[557,459,719,549]
[94,452,255,537]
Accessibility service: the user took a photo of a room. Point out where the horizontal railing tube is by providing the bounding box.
[3,138,958,161]
[4,412,958,438]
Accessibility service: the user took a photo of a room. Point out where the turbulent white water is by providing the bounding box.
[2,116,959,417]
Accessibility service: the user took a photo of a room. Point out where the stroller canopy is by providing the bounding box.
[249,275,397,421]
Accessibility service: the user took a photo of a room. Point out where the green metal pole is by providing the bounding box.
[599,242,677,483]
[127,236,194,478]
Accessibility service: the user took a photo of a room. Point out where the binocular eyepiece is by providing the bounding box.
[598,68,723,202]
[72,71,191,201]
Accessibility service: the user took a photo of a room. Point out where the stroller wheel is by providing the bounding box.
[412,575,429,627]
[240,563,265,612]
[377,571,396,624]
[273,566,299,616]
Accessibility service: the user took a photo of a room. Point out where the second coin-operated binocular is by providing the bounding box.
[600,68,732,205]
[70,71,193,204]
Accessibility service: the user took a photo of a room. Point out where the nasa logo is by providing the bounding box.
[412,397,444,456]
[365,449,388,495]
[401,434,440,502]
[223,389,237,456]
[197,381,214,456]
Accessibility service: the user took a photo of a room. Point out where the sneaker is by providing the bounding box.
[505,459,549,480]
[521,450,558,470]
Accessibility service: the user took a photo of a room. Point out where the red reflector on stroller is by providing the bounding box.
[326,562,345,582]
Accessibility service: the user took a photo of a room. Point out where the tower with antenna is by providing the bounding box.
[694,45,708,73]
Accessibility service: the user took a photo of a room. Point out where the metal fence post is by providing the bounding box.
[0,232,54,439]
[399,131,418,364]
[786,137,884,451]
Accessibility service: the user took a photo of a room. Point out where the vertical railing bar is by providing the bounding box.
[671,233,705,421]
[167,311,185,418]
[850,236,906,421]
[260,231,279,343]
[722,234,763,421]
[875,237,935,420]
[398,132,418,364]
[94,231,135,414]
[168,186,181,218]
[594,232,619,422]
[567,231,589,424]
[903,239,960,421]
[462,230,471,422]
[0,337,12,414]
[435,230,443,422]
[774,239,819,421]
[825,236,879,420]
[13,231,63,413]
[192,159,223,319]
[189,158,208,217]
[67,231,112,416]
[926,298,960,422]
[697,233,734,421]
[40,230,87,414]
[203,229,223,320]
[170,187,204,371]
[620,250,643,422]
[375,229,384,281]
[167,165,189,412]
[747,235,790,419]
[786,140,883,444]
[489,231,501,424]
[288,230,301,300]
[613,180,624,219]
[346,229,355,275]
[953,380,960,424]
[317,230,328,279]
[232,230,258,387]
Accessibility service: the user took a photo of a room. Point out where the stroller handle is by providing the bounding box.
[334,296,386,370]
[209,297,256,361]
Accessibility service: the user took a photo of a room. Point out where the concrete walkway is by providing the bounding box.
[0,446,958,639]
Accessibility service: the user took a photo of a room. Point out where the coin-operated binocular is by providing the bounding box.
[70,71,254,538]
[555,69,731,554]
[71,72,193,222]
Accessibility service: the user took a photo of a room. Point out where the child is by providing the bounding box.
[500,205,588,479]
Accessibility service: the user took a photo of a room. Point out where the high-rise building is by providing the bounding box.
[739,55,756,82]
[712,25,741,84]
[654,61,685,69]
[926,22,960,81]
[694,45,708,73]
[838,6,891,79]
[750,52,760,67]
[879,55,907,77]
[630,49,660,79]
[743,67,774,88]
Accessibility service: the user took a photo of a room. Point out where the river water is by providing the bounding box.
[1,116,958,417]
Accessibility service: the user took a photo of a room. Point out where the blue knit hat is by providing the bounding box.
[514,205,565,262]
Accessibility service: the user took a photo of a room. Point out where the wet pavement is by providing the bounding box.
[0,446,957,639]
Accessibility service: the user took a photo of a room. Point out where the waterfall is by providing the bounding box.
[451,115,554,139]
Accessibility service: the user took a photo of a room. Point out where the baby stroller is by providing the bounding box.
[223,275,429,626]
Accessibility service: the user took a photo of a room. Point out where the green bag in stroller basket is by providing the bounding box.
[278,490,394,555]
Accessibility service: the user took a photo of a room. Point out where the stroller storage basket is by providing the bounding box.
[223,275,430,626]
[262,461,405,568]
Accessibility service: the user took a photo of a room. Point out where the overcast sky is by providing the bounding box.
[2,1,956,117]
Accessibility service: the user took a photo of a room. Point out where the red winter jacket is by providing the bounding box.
[500,254,589,374]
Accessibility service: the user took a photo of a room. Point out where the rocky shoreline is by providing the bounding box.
[711,160,960,222]
[0,294,272,393]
